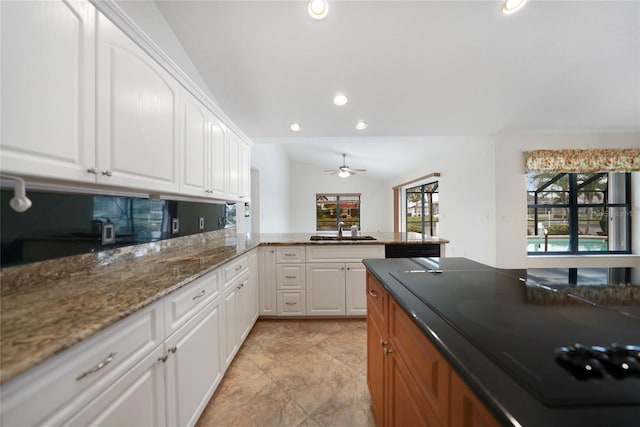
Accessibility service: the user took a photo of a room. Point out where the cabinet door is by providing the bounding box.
[62,346,166,427]
[207,116,227,198]
[367,314,385,427]
[180,89,208,197]
[96,13,180,193]
[165,299,223,427]
[226,133,240,197]
[450,372,501,427]
[258,247,277,315]
[306,263,346,315]
[0,0,96,183]
[222,285,240,368]
[385,345,441,427]
[239,140,251,199]
[245,249,259,334]
[345,262,367,315]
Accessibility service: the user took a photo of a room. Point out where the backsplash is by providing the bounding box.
[0,190,235,267]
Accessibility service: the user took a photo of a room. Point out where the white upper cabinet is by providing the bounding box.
[96,13,180,193]
[226,133,240,198]
[207,117,227,199]
[179,89,208,197]
[0,0,96,182]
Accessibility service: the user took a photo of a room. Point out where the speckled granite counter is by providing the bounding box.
[0,230,448,385]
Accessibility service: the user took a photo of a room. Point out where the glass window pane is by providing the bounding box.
[577,173,607,205]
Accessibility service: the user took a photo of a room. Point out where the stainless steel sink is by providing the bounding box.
[309,235,377,241]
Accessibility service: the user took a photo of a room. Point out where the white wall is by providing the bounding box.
[388,137,497,266]
[113,0,218,104]
[494,132,640,268]
[251,144,291,233]
[288,160,393,233]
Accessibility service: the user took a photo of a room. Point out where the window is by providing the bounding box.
[406,181,439,237]
[316,193,360,231]
[527,172,631,254]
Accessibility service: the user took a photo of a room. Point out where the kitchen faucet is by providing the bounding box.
[338,221,345,237]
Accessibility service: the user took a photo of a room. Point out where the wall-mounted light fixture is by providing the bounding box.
[1,175,33,212]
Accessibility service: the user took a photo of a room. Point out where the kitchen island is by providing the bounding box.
[363,257,640,426]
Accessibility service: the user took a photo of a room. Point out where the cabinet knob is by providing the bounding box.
[158,355,168,363]
[383,348,393,356]
[87,167,98,175]
[168,346,177,354]
[102,170,113,177]
[379,340,388,347]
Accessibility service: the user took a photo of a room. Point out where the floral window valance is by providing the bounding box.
[524,149,640,173]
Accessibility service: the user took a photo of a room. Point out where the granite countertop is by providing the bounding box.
[363,257,640,427]
[255,231,448,245]
[0,230,448,385]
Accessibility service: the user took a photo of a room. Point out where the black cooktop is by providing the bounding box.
[389,259,640,407]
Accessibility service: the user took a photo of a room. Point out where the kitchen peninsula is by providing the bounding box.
[363,257,640,426]
[0,230,446,426]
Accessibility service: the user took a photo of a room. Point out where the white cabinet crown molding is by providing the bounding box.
[89,0,253,148]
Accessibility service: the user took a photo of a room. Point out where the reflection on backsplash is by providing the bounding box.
[0,190,235,267]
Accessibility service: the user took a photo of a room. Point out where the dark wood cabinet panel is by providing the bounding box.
[450,372,501,427]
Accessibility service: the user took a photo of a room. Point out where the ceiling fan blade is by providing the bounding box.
[351,168,367,172]
[324,170,338,175]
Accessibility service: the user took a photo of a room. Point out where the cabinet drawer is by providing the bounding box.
[275,246,305,263]
[277,291,306,315]
[164,270,219,336]
[366,272,387,323]
[222,255,248,288]
[306,244,384,262]
[276,264,306,290]
[0,301,164,427]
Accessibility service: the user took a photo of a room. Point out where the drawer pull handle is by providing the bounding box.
[168,346,178,354]
[285,302,297,305]
[379,340,388,347]
[284,275,297,279]
[284,253,296,257]
[158,355,168,363]
[368,290,378,299]
[235,265,243,271]
[76,352,117,380]
[192,290,206,300]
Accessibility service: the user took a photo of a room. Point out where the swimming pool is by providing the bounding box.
[527,236,608,252]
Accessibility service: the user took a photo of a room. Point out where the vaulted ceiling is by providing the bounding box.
[153,0,640,179]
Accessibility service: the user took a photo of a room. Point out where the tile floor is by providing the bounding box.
[196,319,376,427]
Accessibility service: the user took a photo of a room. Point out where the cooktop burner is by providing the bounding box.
[389,264,640,407]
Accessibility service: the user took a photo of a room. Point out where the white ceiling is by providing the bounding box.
[154,0,640,179]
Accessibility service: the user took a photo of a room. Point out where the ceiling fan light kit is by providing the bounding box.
[324,153,366,178]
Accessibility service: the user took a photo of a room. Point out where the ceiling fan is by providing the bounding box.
[324,154,366,178]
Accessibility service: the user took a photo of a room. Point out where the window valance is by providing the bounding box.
[524,149,640,172]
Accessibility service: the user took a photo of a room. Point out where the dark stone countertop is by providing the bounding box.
[363,257,640,427]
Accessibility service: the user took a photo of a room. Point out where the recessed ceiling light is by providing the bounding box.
[355,121,368,130]
[290,122,302,132]
[502,0,529,15]
[308,0,328,20]
[333,94,348,106]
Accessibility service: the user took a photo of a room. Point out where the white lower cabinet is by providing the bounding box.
[63,346,166,427]
[261,245,385,317]
[164,299,222,427]
[258,247,277,315]
[306,263,346,315]
[0,250,260,427]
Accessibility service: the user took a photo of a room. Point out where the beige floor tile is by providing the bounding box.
[197,319,370,427]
